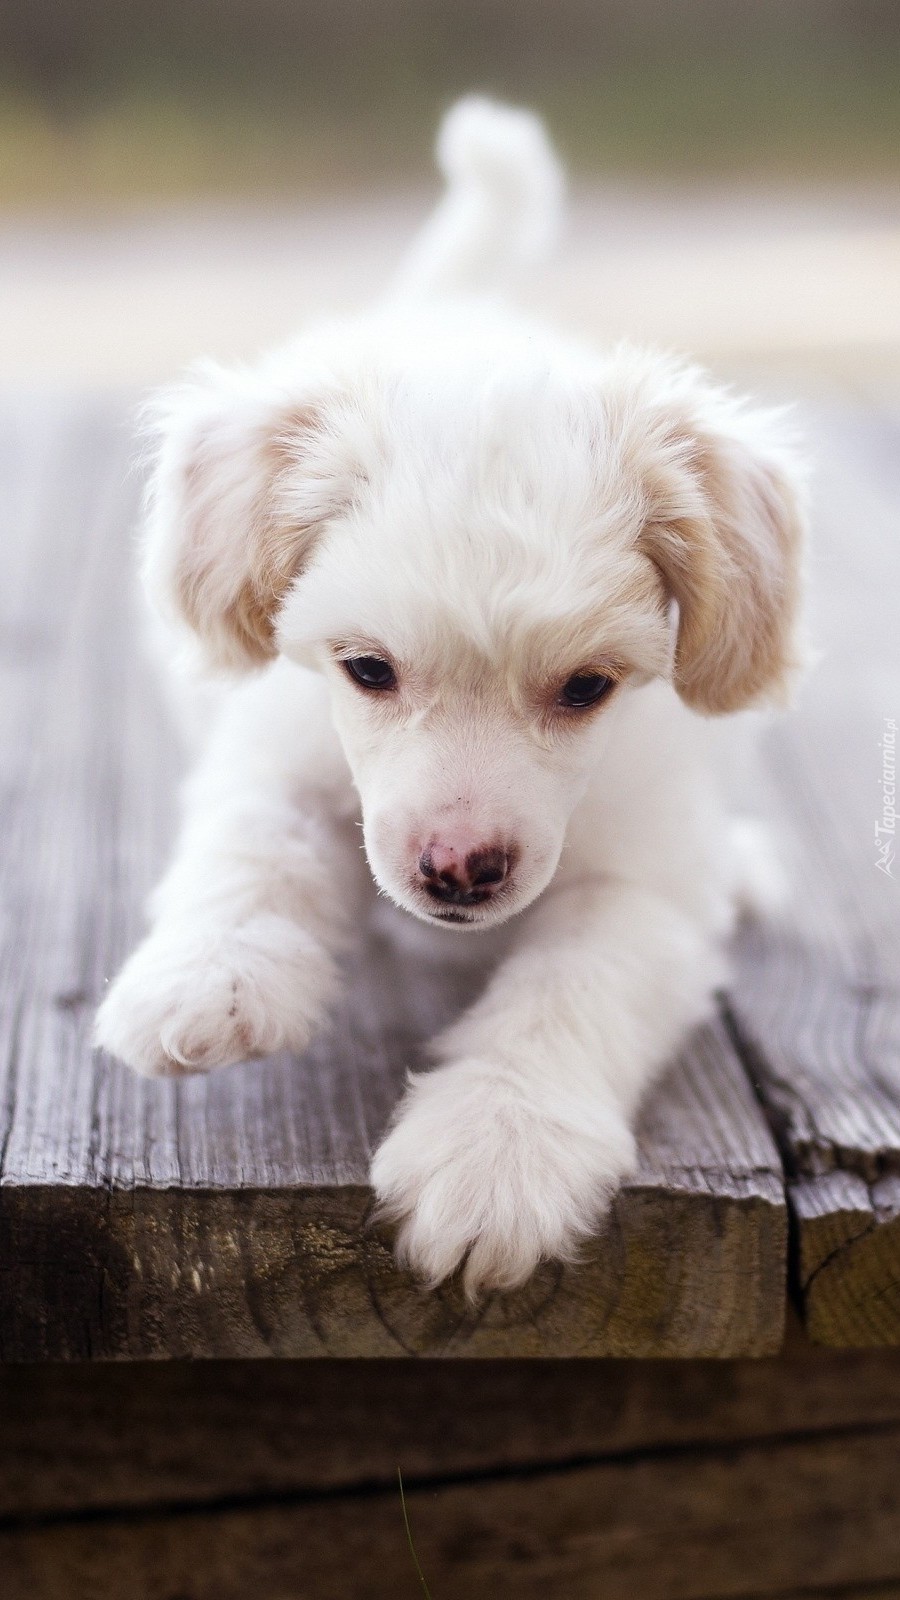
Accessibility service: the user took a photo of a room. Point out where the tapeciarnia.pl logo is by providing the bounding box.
[876,717,897,877]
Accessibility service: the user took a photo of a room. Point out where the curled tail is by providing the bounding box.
[390,96,566,299]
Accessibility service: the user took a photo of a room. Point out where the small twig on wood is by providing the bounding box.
[398,1468,433,1599]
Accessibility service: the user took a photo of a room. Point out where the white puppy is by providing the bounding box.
[95,99,807,1297]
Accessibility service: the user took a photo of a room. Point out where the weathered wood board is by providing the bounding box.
[729,400,900,1346]
[2,1341,900,1517]
[2,1346,900,1599]
[3,1376,900,1600]
[0,396,786,1358]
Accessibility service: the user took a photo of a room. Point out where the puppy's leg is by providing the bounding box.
[95,762,364,1079]
[372,878,725,1295]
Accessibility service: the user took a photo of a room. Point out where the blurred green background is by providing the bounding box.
[1,0,899,207]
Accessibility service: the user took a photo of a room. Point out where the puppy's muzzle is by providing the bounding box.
[418,842,511,908]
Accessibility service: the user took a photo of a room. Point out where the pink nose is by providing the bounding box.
[418,840,511,907]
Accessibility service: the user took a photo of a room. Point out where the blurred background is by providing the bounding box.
[1,0,898,396]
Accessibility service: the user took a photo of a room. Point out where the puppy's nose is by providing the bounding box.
[418,843,510,906]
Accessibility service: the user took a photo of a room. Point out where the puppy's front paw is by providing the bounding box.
[371,1059,636,1297]
[95,914,336,1077]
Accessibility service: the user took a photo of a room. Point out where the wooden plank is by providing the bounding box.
[2,1340,899,1517]
[0,394,786,1358]
[729,400,900,1346]
[3,1422,900,1600]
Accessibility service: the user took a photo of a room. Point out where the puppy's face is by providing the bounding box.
[317,636,634,928]
[276,434,671,927]
[144,324,806,929]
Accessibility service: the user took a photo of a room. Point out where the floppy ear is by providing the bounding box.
[141,363,357,672]
[626,369,809,714]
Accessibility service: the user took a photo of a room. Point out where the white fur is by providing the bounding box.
[95,99,808,1296]
[390,96,565,298]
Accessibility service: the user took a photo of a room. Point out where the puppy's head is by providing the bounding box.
[143,321,807,929]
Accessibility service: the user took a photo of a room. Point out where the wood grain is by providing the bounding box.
[0,395,786,1358]
[728,400,900,1346]
[3,1422,900,1600]
[1,1340,899,1517]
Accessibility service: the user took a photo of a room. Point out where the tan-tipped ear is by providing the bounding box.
[141,366,356,672]
[637,402,808,714]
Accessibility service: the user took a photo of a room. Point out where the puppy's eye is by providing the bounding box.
[343,655,397,691]
[559,672,615,709]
